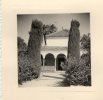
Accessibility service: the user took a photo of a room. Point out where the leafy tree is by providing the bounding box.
[49,24,57,33]
[43,24,57,45]
[43,24,57,35]
[80,33,90,54]
[80,33,91,67]
[17,37,27,52]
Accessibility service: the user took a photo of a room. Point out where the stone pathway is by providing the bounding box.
[20,71,66,87]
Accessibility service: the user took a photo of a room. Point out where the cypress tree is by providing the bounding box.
[67,20,80,62]
[27,19,43,77]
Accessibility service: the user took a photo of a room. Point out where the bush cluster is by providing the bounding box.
[65,54,91,86]
[18,51,39,85]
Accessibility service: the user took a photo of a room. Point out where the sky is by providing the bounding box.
[17,13,90,43]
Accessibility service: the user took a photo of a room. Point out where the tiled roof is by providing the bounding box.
[41,46,67,51]
[46,30,69,37]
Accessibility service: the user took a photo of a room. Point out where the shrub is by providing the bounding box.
[18,51,39,85]
[65,54,91,86]
[18,19,44,85]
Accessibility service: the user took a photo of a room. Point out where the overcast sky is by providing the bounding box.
[17,13,90,43]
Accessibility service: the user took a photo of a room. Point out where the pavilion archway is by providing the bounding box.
[44,53,55,66]
[56,53,66,71]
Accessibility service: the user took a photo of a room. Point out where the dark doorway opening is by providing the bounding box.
[45,53,55,66]
[56,54,66,71]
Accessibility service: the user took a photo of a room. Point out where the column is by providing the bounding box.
[54,58,56,71]
[43,58,45,66]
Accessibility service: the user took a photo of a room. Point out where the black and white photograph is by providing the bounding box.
[17,13,91,87]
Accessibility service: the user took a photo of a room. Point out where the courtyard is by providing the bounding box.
[20,71,65,87]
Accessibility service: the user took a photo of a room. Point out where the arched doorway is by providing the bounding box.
[41,54,43,66]
[45,53,55,66]
[56,54,66,71]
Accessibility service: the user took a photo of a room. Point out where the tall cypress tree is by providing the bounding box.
[67,20,80,62]
[27,19,43,77]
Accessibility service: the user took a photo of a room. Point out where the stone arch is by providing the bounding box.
[45,53,55,66]
[56,53,66,71]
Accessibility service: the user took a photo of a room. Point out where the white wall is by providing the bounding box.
[46,37,68,46]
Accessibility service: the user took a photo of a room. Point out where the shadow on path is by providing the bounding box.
[43,75,64,79]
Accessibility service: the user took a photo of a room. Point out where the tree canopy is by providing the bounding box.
[17,37,27,52]
[43,24,57,35]
[80,33,90,53]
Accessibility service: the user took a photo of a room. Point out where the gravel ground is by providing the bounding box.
[20,71,66,87]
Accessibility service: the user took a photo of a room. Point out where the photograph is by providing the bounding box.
[17,13,91,87]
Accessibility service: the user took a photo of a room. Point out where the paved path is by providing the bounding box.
[20,71,66,87]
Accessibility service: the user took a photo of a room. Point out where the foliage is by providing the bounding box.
[81,53,91,66]
[68,20,80,62]
[65,19,91,86]
[43,24,57,35]
[65,55,91,86]
[27,19,43,78]
[30,19,43,44]
[17,37,40,85]
[65,33,91,86]
[31,19,43,30]
[18,52,39,85]
[17,37,27,52]
[18,19,44,85]
[43,24,57,45]
[80,33,90,53]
